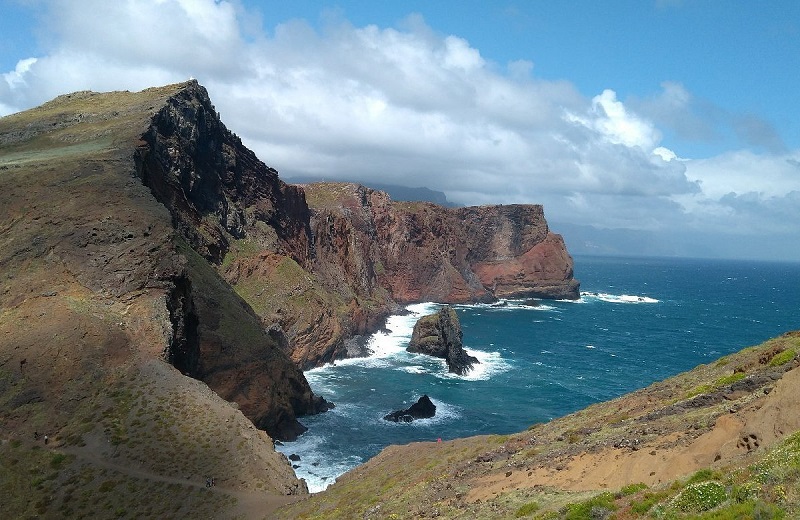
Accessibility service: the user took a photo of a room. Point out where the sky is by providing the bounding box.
[1,1,799,261]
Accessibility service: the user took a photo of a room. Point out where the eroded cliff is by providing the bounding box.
[273,182,579,366]
[222,182,579,368]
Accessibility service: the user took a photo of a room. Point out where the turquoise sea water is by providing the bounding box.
[276,255,800,492]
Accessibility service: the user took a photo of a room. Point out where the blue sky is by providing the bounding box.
[1,1,799,260]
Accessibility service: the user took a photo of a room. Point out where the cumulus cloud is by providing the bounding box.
[1,0,797,257]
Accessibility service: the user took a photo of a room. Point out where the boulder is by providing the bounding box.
[384,395,437,422]
[407,306,478,376]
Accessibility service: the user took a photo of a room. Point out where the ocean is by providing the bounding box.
[276,255,800,492]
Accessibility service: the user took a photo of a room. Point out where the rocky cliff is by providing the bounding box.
[0,81,579,432]
[303,183,579,305]
[121,85,579,372]
[275,182,580,367]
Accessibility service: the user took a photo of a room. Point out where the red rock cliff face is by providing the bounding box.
[303,183,579,306]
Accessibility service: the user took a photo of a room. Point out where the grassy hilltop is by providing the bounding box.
[0,83,313,518]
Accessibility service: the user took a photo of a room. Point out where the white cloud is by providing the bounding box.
[674,151,800,234]
[0,0,797,257]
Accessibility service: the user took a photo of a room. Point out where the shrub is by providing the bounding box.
[98,480,117,493]
[630,491,669,514]
[619,482,648,496]
[564,492,616,520]
[693,500,785,519]
[769,349,796,367]
[514,501,539,517]
[687,468,719,484]
[671,480,727,513]
[50,452,68,469]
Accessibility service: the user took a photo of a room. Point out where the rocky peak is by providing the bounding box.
[135,81,312,266]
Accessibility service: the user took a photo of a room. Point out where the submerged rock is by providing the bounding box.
[384,395,437,422]
[407,306,478,375]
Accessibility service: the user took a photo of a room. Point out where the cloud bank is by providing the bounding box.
[2,0,798,259]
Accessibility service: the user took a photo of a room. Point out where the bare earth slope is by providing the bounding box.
[277,332,800,519]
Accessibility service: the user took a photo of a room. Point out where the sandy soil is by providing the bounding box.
[467,363,800,502]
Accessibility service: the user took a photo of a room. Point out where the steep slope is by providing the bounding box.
[0,82,322,517]
[276,332,800,519]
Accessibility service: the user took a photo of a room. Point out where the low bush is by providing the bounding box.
[671,480,727,513]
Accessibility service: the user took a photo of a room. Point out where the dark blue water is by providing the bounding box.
[276,255,800,491]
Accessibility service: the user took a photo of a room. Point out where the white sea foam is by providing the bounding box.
[397,365,427,375]
[581,292,659,304]
[455,299,558,312]
[308,302,442,373]
[433,348,512,381]
[275,432,362,493]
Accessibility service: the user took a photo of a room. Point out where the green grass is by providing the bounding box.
[515,501,540,517]
[562,492,616,520]
[686,371,746,398]
[769,349,796,367]
[619,482,648,496]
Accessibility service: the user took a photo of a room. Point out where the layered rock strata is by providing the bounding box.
[291,182,580,367]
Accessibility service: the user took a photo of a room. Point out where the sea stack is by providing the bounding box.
[407,306,478,375]
[384,395,437,422]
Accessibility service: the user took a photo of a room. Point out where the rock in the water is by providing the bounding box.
[384,395,437,422]
[407,306,478,375]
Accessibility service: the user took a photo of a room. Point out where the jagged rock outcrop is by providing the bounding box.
[384,395,437,422]
[407,306,478,376]
[5,80,578,379]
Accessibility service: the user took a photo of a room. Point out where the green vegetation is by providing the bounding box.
[562,492,616,519]
[670,480,728,512]
[619,482,648,496]
[686,371,746,398]
[630,489,671,514]
[515,501,540,516]
[769,348,796,367]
